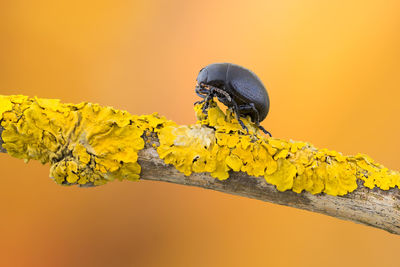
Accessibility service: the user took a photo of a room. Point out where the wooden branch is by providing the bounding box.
[2,124,400,235]
[139,142,400,235]
[1,95,399,235]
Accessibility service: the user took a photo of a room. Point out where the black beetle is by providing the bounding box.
[195,63,271,136]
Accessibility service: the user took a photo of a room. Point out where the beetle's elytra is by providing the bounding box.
[195,63,271,136]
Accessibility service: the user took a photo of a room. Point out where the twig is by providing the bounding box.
[0,95,399,235]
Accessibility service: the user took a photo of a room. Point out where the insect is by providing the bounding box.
[195,63,271,136]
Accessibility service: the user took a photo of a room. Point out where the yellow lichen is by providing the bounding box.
[1,95,400,196]
[0,96,13,115]
[264,159,297,191]
[156,100,400,196]
[0,95,170,186]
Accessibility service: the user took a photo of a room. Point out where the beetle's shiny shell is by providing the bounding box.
[197,63,270,122]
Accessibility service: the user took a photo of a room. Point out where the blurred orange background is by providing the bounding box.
[1,0,400,266]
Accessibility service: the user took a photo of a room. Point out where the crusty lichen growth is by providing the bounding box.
[157,102,400,195]
[1,95,400,195]
[0,95,173,186]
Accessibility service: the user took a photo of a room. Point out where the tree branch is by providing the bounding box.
[137,141,400,235]
[1,95,399,235]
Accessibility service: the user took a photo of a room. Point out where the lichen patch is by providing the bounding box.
[1,95,400,195]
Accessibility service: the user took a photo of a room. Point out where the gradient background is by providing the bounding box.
[1,0,400,266]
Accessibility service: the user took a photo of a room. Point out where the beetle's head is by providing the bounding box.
[196,67,208,86]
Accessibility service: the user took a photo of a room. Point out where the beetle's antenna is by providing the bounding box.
[207,85,232,102]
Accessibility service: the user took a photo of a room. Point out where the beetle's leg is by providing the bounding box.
[201,87,215,113]
[237,116,249,134]
[194,84,209,105]
[238,103,272,137]
[195,84,209,98]
[229,99,249,134]
[258,125,272,137]
[238,103,260,123]
[194,92,206,105]
[213,92,249,133]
